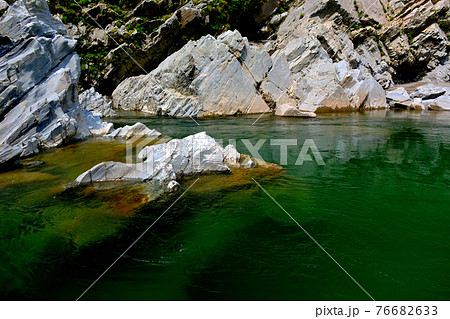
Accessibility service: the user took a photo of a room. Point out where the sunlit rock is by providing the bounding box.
[79,88,117,118]
[112,30,271,117]
[105,122,161,140]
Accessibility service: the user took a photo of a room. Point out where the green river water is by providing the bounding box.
[0,111,449,300]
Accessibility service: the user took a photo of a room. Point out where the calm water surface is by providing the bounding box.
[0,111,449,300]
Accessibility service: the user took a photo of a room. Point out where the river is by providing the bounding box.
[0,111,449,300]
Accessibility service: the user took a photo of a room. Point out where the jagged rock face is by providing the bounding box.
[58,0,282,95]
[263,14,387,113]
[79,88,117,118]
[0,0,111,168]
[113,30,271,117]
[267,0,449,88]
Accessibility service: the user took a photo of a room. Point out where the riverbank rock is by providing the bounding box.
[410,84,447,100]
[79,88,117,118]
[386,87,413,109]
[262,25,387,113]
[275,104,317,118]
[104,122,161,140]
[423,95,450,110]
[113,30,271,117]
[75,131,279,189]
[387,83,450,111]
[0,0,113,170]
[0,144,21,168]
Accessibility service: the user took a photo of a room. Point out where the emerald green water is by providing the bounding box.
[0,111,449,300]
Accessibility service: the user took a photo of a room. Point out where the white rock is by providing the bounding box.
[113,31,271,117]
[79,88,117,118]
[105,122,161,140]
[75,132,232,189]
[223,144,241,167]
[386,87,413,108]
[410,84,447,100]
[137,132,230,177]
[0,0,109,169]
[165,180,180,193]
[423,95,450,111]
[0,144,21,166]
[275,104,317,118]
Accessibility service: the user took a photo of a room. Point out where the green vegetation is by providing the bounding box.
[201,0,268,31]
[46,0,289,90]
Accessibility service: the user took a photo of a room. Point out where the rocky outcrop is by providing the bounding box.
[0,0,112,168]
[113,30,271,117]
[262,29,387,113]
[275,104,317,118]
[49,0,449,96]
[79,88,117,118]
[57,0,280,95]
[113,22,389,117]
[386,87,413,109]
[75,131,274,190]
[264,0,450,88]
[387,83,450,110]
[104,122,161,140]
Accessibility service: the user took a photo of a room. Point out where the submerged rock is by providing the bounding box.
[112,30,271,117]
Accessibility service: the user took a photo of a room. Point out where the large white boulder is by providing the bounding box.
[112,30,271,117]
[75,132,231,187]
[74,131,278,189]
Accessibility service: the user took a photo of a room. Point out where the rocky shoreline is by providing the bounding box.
[0,0,449,173]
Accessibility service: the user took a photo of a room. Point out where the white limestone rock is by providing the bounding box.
[410,84,447,100]
[386,87,413,109]
[275,104,317,118]
[137,132,230,177]
[223,144,241,167]
[75,132,231,188]
[105,122,161,140]
[262,13,387,113]
[0,0,111,169]
[79,88,117,118]
[112,30,271,117]
[423,95,450,111]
